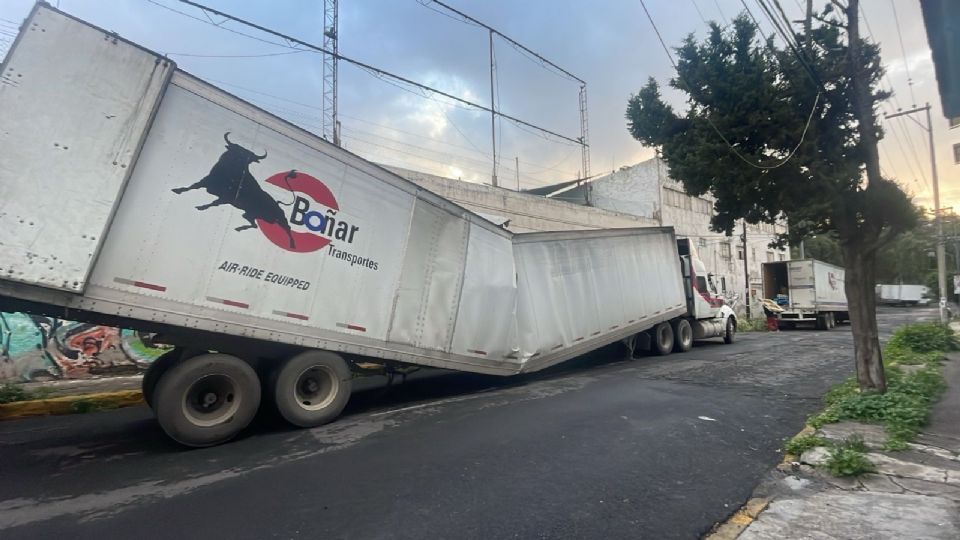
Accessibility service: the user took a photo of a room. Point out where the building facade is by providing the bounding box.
[535,158,790,316]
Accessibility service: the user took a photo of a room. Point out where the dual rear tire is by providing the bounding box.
[148,350,351,447]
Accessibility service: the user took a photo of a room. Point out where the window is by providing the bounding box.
[780,253,786,261]
[767,251,775,262]
[954,143,960,164]
[737,247,745,260]
[696,276,708,291]
[720,242,732,259]
[720,276,727,292]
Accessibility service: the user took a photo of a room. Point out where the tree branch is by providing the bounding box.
[829,0,848,11]
[812,13,846,29]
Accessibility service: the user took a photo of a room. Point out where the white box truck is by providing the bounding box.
[876,284,930,306]
[761,259,848,330]
[0,5,737,446]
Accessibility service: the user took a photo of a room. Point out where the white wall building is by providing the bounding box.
[387,157,787,316]
[539,157,789,315]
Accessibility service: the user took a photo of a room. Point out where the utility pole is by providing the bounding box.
[488,29,498,187]
[515,156,520,191]
[799,239,805,259]
[885,103,946,322]
[742,221,751,319]
[322,0,339,145]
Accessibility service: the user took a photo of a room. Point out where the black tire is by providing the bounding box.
[154,353,260,447]
[142,348,182,409]
[723,317,736,344]
[272,351,352,428]
[651,322,674,356]
[817,314,830,331]
[672,319,693,352]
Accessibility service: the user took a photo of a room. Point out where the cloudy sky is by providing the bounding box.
[0,0,953,207]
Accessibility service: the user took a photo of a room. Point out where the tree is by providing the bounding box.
[626,1,918,393]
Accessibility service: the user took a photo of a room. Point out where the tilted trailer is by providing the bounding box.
[0,4,736,446]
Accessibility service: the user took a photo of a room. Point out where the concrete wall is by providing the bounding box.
[385,166,658,232]
[556,158,789,316]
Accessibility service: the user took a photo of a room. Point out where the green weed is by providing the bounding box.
[825,438,875,477]
[784,434,828,455]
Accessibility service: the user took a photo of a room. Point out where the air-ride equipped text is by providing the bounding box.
[217,261,310,290]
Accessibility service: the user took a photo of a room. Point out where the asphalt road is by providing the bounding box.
[0,308,934,539]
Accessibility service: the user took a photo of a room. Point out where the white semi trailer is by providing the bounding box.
[0,5,737,446]
[876,284,930,306]
[761,259,849,330]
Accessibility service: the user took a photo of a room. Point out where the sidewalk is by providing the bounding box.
[729,354,960,539]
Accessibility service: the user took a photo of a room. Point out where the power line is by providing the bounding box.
[165,50,308,58]
[198,77,578,176]
[860,2,929,188]
[417,0,584,84]
[638,0,820,170]
[712,0,729,24]
[151,0,585,146]
[889,0,917,107]
[690,0,710,26]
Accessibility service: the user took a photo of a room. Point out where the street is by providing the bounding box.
[0,308,933,539]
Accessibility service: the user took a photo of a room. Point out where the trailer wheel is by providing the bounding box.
[272,351,352,428]
[154,353,260,447]
[827,313,836,329]
[816,314,830,331]
[723,317,736,344]
[672,319,693,352]
[142,348,182,409]
[652,322,674,355]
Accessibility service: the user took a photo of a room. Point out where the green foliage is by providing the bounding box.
[790,235,844,267]
[0,383,33,404]
[70,398,119,414]
[887,322,958,354]
[784,434,827,456]
[737,317,769,332]
[806,322,951,447]
[825,439,875,477]
[625,13,917,247]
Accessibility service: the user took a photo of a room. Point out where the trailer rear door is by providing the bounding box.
[0,6,171,292]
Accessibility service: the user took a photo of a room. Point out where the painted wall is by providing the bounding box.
[0,312,169,382]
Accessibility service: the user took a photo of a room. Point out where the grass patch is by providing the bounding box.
[825,437,875,477]
[70,399,120,414]
[0,383,34,404]
[738,318,769,332]
[806,322,953,450]
[784,434,828,456]
[0,383,54,404]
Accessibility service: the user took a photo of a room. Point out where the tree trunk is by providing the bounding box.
[842,243,887,393]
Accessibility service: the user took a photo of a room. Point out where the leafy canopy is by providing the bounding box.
[626,14,917,249]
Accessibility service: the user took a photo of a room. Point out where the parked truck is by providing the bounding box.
[0,5,737,446]
[761,259,848,330]
[876,284,930,307]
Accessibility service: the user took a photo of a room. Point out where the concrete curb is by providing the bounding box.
[0,390,144,420]
[704,424,815,539]
[703,497,770,540]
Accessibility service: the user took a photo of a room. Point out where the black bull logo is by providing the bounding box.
[172,132,296,248]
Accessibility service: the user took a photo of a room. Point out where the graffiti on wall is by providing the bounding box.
[0,312,170,382]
